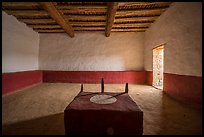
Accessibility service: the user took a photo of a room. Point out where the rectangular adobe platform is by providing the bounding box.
[64,92,143,135]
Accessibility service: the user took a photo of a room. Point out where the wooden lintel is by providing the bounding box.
[40,2,74,37]
[105,2,118,37]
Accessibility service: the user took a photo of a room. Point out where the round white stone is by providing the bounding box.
[90,94,117,104]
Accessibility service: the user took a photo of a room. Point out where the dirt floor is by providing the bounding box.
[2,83,202,135]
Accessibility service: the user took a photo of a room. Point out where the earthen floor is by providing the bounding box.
[2,83,202,135]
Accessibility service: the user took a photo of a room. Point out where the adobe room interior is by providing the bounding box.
[2,2,202,135]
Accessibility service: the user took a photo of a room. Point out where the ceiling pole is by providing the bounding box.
[105,2,118,37]
[40,2,74,38]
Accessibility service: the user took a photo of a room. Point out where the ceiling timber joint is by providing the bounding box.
[105,2,118,37]
[40,2,75,37]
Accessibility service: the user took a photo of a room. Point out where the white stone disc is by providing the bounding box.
[90,94,117,104]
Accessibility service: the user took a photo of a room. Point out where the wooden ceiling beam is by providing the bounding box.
[118,2,172,9]
[28,25,61,29]
[70,22,105,26]
[56,5,107,10]
[59,9,107,15]
[71,24,105,27]
[34,28,147,33]
[56,2,107,6]
[35,27,105,31]
[18,19,56,24]
[116,8,166,17]
[2,2,39,7]
[111,28,146,32]
[3,10,48,16]
[114,16,158,23]
[105,2,118,37]
[35,29,65,33]
[2,2,172,34]
[113,23,151,28]
[64,15,106,21]
[74,27,105,31]
[40,2,74,37]
[19,18,106,25]
[2,2,41,10]
[113,27,148,29]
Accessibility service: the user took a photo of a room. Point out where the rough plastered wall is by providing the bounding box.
[144,2,202,76]
[39,32,144,71]
[2,11,39,73]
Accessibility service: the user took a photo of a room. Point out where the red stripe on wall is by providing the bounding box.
[163,73,202,106]
[43,71,146,84]
[2,70,43,95]
[146,71,153,85]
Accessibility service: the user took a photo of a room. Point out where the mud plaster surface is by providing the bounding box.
[2,83,202,135]
[39,32,144,71]
[144,2,202,76]
[2,11,39,73]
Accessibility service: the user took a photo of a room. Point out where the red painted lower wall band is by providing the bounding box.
[163,73,202,106]
[2,70,43,95]
[43,71,146,84]
[2,70,202,108]
[146,71,153,85]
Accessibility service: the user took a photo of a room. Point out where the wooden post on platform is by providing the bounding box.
[125,83,128,93]
[101,78,104,93]
[80,84,83,92]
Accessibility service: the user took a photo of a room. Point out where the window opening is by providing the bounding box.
[153,45,164,90]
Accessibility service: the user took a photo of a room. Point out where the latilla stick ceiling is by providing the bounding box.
[2,2,173,37]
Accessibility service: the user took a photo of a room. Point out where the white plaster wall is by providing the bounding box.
[144,2,202,76]
[2,11,39,73]
[39,32,144,71]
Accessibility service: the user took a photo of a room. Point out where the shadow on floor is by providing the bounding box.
[2,113,65,135]
[158,92,202,135]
